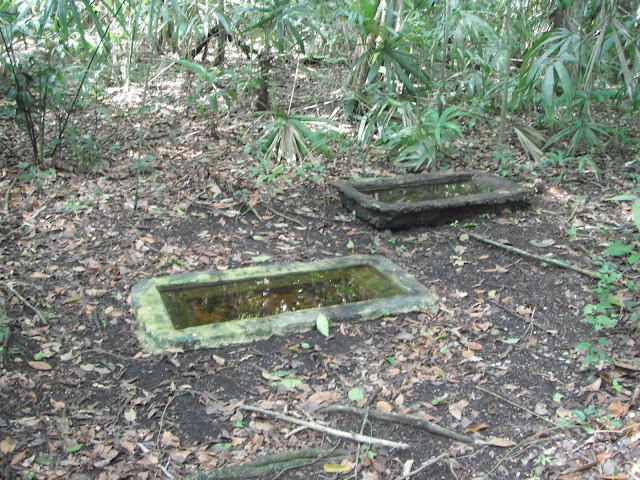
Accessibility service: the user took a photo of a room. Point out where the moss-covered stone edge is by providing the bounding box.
[130,255,437,353]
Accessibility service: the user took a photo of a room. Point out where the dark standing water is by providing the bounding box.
[159,265,406,329]
[366,181,491,203]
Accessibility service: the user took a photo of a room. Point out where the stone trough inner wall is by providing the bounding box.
[333,171,533,230]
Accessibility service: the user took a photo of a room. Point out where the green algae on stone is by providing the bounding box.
[130,255,437,353]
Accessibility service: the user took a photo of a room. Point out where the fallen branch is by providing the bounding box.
[466,231,603,281]
[319,405,479,445]
[3,283,48,324]
[182,448,350,480]
[240,405,409,450]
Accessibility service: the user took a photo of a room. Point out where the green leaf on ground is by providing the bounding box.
[65,444,83,453]
[432,394,449,405]
[348,388,364,402]
[317,313,329,336]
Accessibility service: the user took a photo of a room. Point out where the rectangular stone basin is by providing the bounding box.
[333,170,532,230]
[131,255,437,352]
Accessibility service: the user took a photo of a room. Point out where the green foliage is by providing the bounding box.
[175,59,236,114]
[253,113,334,182]
[514,1,637,159]
[577,208,640,366]
[387,106,465,171]
[536,150,600,181]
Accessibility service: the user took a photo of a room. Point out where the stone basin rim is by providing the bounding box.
[131,255,437,353]
[332,170,532,213]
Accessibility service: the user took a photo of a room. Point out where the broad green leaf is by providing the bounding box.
[347,239,354,249]
[606,242,634,256]
[361,0,379,22]
[542,68,555,128]
[384,356,396,366]
[316,313,329,337]
[348,388,365,402]
[501,338,520,344]
[251,255,272,263]
[575,341,591,351]
[553,393,564,403]
[606,194,637,202]
[280,378,302,389]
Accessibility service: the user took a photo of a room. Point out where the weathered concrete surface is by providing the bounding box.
[131,255,437,353]
[333,171,533,230]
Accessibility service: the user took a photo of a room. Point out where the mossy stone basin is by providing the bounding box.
[333,171,533,230]
[131,255,437,352]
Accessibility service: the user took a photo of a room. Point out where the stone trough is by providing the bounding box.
[131,255,437,352]
[333,170,533,230]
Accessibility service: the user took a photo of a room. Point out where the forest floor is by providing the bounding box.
[1,57,639,480]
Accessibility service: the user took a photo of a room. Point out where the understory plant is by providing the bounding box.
[250,112,334,188]
[577,197,640,366]
[385,105,465,171]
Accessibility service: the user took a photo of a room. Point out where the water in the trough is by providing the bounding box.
[159,265,405,329]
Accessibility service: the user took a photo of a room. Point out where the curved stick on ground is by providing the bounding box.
[319,405,480,445]
[466,231,603,281]
[240,405,410,450]
[3,283,48,324]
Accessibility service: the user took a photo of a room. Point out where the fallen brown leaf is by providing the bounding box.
[1,437,17,454]
[485,437,516,447]
[28,360,52,370]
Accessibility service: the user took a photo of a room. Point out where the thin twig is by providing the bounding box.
[240,405,409,450]
[320,405,478,444]
[394,452,449,480]
[466,231,603,281]
[3,283,47,324]
[354,387,382,479]
[487,299,553,333]
[475,386,554,425]
[261,203,306,228]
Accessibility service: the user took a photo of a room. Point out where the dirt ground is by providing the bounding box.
[1,63,639,480]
